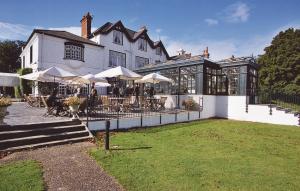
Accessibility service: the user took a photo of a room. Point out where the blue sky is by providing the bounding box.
[0,0,299,60]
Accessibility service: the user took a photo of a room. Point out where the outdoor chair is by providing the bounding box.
[121,97,133,113]
[41,96,55,116]
[100,96,111,112]
[158,97,167,110]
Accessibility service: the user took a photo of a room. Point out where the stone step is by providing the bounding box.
[1,136,92,154]
[0,120,81,132]
[0,124,86,140]
[0,130,90,150]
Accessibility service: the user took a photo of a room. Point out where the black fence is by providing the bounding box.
[85,95,204,123]
[247,89,300,113]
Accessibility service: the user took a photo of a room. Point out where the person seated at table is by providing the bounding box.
[134,84,140,106]
[149,86,155,98]
[89,88,98,107]
[112,84,120,97]
[46,88,63,116]
[123,84,131,97]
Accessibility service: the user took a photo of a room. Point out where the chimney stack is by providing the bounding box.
[81,12,92,38]
[203,47,210,58]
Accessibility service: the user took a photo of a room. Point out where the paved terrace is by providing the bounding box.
[3,102,69,126]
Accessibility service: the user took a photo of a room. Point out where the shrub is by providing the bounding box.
[182,98,197,110]
[64,96,81,106]
[17,68,33,96]
[0,97,12,107]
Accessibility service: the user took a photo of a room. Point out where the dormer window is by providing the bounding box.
[156,47,162,55]
[138,38,147,52]
[113,30,123,45]
[64,42,84,61]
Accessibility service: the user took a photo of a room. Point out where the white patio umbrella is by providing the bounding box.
[20,67,77,82]
[95,82,111,87]
[69,74,107,84]
[94,66,142,80]
[0,72,20,86]
[135,73,174,84]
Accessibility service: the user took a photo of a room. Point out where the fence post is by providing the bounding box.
[140,106,143,128]
[188,110,190,121]
[105,120,110,150]
[175,110,177,122]
[117,98,119,129]
[245,90,248,113]
[298,114,300,126]
[159,110,162,124]
[269,90,272,115]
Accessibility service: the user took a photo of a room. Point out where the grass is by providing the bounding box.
[90,119,300,191]
[0,160,44,191]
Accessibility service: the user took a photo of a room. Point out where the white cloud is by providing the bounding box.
[0,21,32,40]
[155,28,162,33]
[223,2,250,23]
[204,18,219,26]
[165,22,300,60]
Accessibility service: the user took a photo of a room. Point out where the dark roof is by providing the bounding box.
[135,55,206,73]
[92,21,170,59]
[25,29,104,48]
[217,56,259,69]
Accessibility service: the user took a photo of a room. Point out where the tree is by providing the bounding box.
[258,28,300,95]
[0,40,25,73]
[0,40,25,97]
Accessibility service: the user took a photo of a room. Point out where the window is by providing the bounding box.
[156,47,162,55]
[113,30,123,45]
[138,38,147,51]
[109,50,126,67]
[30,46,33,63]
[135,56,149,68]
[64,43,84,61]
[155,60,161,64]
[22,56,25,68]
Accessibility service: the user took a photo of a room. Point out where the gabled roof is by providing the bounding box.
[92,21,170,59]
[25,29,104,48]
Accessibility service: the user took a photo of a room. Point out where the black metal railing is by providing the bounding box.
[247,89,300,113]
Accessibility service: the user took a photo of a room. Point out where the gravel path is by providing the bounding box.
[0,142,123,191]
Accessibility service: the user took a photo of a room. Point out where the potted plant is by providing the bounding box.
[64,96,81,119]
[0,97,11,124]
[182,98,196,111]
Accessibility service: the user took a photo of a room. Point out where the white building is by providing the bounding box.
[20,12,169,78]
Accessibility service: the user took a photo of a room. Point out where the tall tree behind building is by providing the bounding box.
[0,40,25,73]
[258,28,300,95]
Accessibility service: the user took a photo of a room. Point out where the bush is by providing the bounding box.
[182,98,197,110]
[17,68,33,96]
[0,97,12,107]
[64,96,81,106]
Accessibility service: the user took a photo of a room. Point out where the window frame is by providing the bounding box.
[109,50,126,67]
[156,47,162,55]
[30,46,33,64]
[138,38,147,52]
[135,56,149,68]
[64,42,85,62]
[113,30,123,45]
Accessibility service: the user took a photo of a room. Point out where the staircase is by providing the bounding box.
[0,120,93,154]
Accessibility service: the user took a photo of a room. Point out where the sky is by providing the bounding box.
[0,0,299,60]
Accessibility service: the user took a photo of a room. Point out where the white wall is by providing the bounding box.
[216,96,299,126]
[93,32,167,71]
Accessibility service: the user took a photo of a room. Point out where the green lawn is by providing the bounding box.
[0,160,44,191]
[90,119,300,191]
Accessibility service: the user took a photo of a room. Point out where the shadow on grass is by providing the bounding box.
[110,146,152,151]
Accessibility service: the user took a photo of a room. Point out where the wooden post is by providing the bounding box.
[105,120,110,150]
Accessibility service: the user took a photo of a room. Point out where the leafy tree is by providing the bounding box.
[0,40,25,96]
[258,28,300,95]
[0,40,25,73]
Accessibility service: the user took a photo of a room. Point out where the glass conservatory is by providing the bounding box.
[135,56,259,96]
